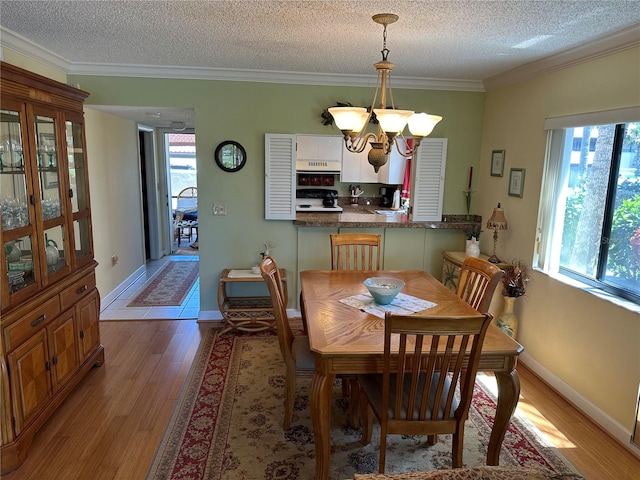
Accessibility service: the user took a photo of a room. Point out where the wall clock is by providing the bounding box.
[215,140,246,172]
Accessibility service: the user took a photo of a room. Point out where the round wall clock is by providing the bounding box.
[215,140,246,172]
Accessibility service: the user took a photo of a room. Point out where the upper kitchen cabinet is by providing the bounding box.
[296,134,343,173]
[0,62,103,474]
[377,146,408,185]
[340,142,379,183]
[341,141,408,185]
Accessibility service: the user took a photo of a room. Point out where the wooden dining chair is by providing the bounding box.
[456,256,505,314]
[329,232,382,400]
[260,256,312,429]
[330,233,382,271]
[358,311,493,473]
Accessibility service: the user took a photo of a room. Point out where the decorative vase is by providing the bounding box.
[497,296,519,338]
[465,237,480,258]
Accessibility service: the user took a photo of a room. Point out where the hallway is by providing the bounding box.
[99,253,200,321]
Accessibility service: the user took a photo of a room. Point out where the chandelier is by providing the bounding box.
[329,13,442,172]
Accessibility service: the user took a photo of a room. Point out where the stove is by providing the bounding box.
[295,188,343,213]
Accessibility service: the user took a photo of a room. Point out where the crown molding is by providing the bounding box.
[0,26,483,92]
[484,24,640,91]
[0,27,70,72]
[64,63,486,92]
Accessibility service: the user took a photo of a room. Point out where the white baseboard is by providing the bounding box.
[520,351,640,459]
[100,265,147,312]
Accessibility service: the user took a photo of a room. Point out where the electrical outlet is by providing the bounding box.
[213,202,227,216]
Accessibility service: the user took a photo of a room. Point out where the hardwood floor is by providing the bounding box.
[3,319,639,479]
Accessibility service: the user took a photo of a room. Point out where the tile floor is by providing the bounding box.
[99,254,200,320]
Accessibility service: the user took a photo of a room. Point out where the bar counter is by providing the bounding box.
[293,205,481,230]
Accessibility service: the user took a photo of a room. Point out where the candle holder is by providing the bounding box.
[463,189,473,220]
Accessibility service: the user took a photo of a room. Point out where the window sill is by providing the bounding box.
[535,268,640,314]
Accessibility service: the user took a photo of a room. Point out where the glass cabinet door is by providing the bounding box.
[33,108,69,282]
[65,117,92,263]
[1,103,40,302]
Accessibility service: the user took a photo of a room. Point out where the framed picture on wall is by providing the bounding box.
[508,168,526,197]
[490,150,505,177]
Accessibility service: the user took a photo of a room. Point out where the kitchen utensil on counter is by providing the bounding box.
[323,191,338,207]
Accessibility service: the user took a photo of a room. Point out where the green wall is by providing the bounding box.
[69,74,485,310]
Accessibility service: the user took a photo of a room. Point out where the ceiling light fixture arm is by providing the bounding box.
[328,13,442,171]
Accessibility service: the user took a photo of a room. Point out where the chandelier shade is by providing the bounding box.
[329,13,442,171]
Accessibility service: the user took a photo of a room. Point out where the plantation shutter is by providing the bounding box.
[410,138,448,222]
[265,134,296,220]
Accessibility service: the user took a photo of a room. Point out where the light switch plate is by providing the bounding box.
[213,202,227,215]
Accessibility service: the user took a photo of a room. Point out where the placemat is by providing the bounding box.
[339,292,436,318]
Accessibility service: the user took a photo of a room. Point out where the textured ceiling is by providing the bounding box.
[1,0,639,127]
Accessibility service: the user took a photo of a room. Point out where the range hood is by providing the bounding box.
[295,159,342,173]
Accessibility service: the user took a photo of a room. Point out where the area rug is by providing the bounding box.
[146,330,583,480]
[128,261,198,307]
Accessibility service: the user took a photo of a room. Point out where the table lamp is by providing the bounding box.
[486,203,508,263]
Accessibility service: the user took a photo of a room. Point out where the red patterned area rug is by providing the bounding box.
[146,329,583,480]
[128,261,198,307]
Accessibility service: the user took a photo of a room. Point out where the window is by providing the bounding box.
[537,109,640,304]
[166,133,196,209]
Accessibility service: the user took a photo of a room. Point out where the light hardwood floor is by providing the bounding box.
[3,319,639,479]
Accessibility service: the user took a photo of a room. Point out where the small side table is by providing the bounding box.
[441,251,512,291]
[218,268,287,334]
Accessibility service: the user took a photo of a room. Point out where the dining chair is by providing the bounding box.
[260,256,311,429]
[330,233,382,271]
[176,186,198,240]
[455,256,505,314]
[358,311,493,472]
[329,232,381,400]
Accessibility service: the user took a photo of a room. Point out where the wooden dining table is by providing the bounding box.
[299,269,524,480]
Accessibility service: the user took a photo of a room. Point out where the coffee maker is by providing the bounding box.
[379,186,396,208]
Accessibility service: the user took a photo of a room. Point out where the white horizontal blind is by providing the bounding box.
[411,138,448,222]
[543,106,640,130]
[265,134,296,220]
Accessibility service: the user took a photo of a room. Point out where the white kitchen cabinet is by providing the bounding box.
[377,146,407,185]
[340,142,379,183]
[296,134,343,162]
[264,134,296,220]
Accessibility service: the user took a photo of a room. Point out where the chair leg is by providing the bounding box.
[283,364,296,430]
[341,378,350,397]
[348,378,360,428]
[359,393,373,446]
[451,424,465,468]
[427,434,438,445]
[379,425,387,473]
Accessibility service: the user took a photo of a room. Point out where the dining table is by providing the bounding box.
[299,269,524,480]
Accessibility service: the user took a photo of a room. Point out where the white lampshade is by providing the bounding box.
[328,107,369,132]
[408,113,442,137]
[373,109,414,133]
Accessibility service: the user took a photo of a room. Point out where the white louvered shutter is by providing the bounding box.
[410,138,448,222]
[265,134,296,220]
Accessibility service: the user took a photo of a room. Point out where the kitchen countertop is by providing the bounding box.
[294,205,482,229]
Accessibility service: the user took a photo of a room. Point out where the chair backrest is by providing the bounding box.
[177,186,198,211]
[330,233,382,270]
[381,311,492,433]
[260,256,294,365]
[455,256,505,314]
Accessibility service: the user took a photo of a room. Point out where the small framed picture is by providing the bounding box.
[490,150,505,177]
[508,168,526,197]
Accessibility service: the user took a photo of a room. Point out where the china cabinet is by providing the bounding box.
[0,62,103,473]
